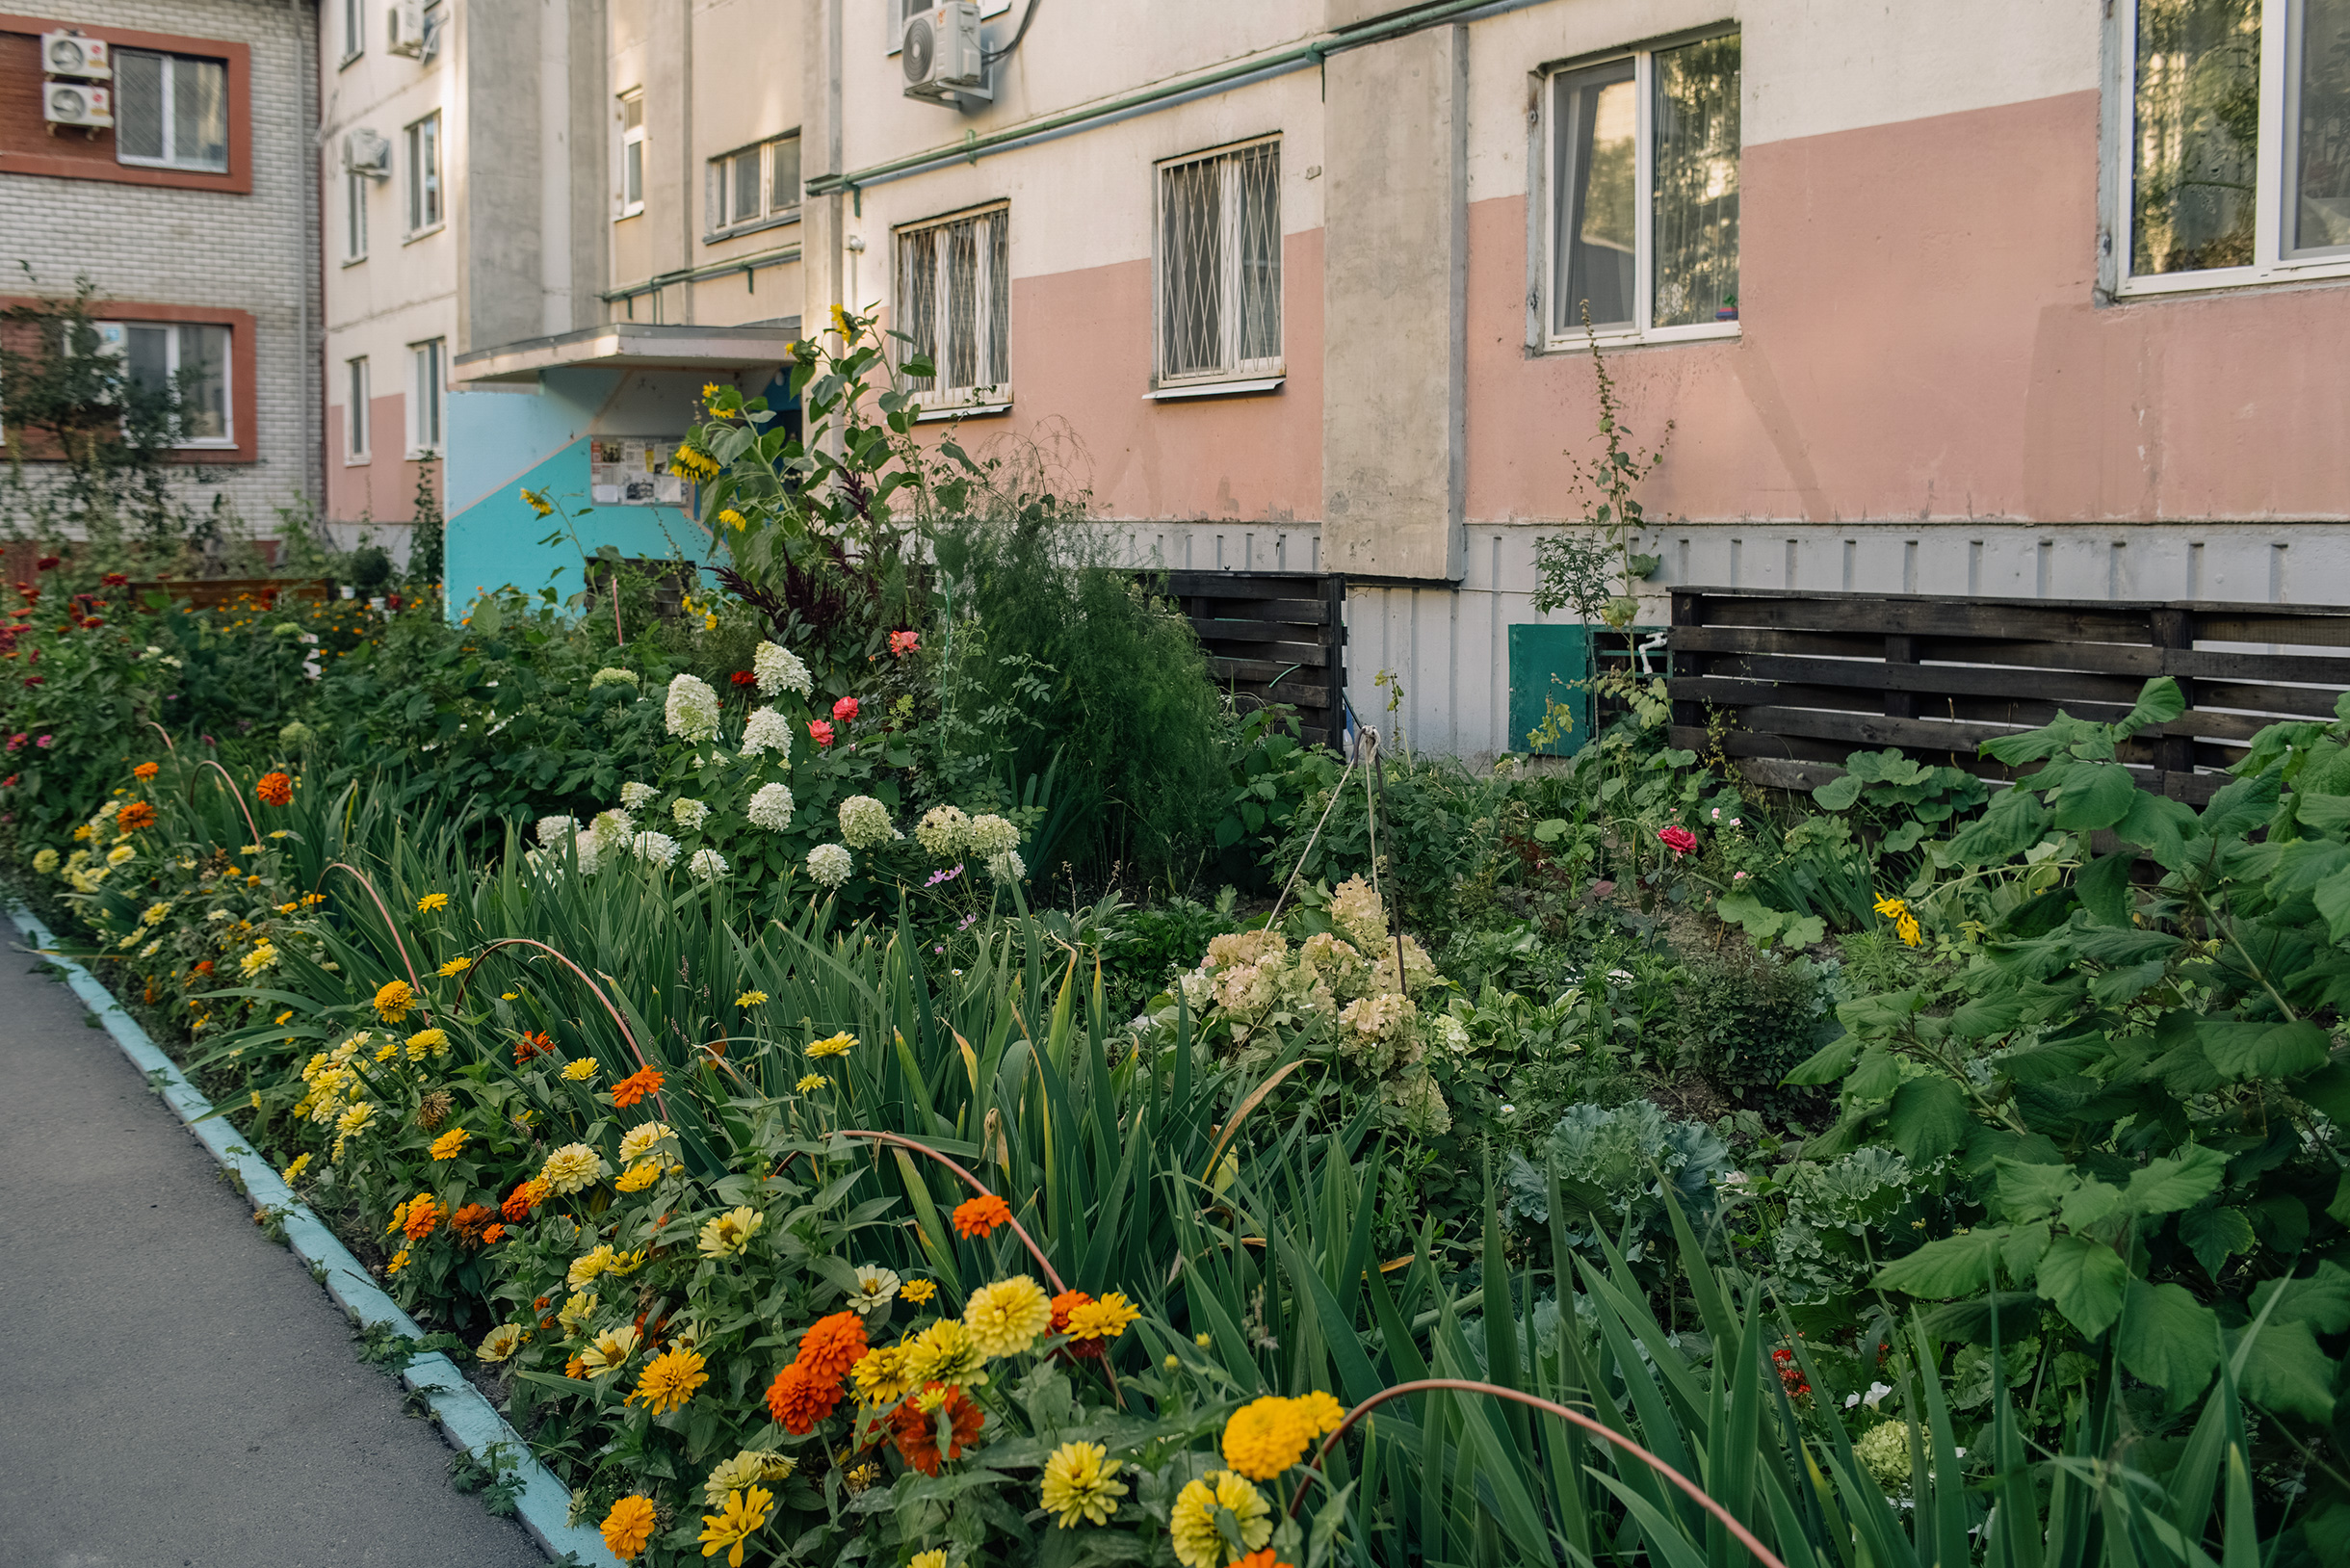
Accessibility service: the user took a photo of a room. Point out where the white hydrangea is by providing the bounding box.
[986,849,1027,884]
[589,666,640,690]
[838,795,901,849]
[590,808,636,849]
[535,814,579,849]
[688,848,729,882]
[915,805,970,859]
[631,830,681,869]
[753,640,812,697]
[671,797,710,831]
[807,843,853,888]
[966,814,1019,857]
[619,781,658,811]
[741,706,796,759]
[665,672,720,742]
[747,783,796,830]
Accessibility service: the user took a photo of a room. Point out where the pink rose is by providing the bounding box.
[1658,825,1698,856]
[888,630,919,657]
[832,695,859,723]
[808,719,835,747]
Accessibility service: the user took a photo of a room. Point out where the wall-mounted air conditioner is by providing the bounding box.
[40,32,110,79]
[386,1,426,58]
[343,127,392,178]
[43,81,113,128]
[903,2,989,105]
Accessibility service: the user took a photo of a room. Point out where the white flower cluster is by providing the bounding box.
[631,830,681,869]
[838,795,901,849]
[619,781,657,811]
[747,783,796,830]
[753,640,813,697]
[688,848,728,882]
[590,808,635,849]
[589,666,640,690]
[914,805,969,858]
[531,815,601,873]
[986,849,1027,884]
[966,813,1019,857]
[671,797,710,831]
[665,672,720,743]
[741,706,796,759]
[536,815,578,848]
[807,843,853,888]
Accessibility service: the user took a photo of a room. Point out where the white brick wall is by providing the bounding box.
[0,0,319,537]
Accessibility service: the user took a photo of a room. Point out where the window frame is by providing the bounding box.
[1151,135,1287,394]
[113,47,231,174]
[407,339,445,457]
[617,91,646,220]
[344,166,369,264]
[405,111,443,238]
[892,200,1013,416]
[704,131,802,242]
[2110,0,2350,298]
[97,319,235,449]
[346,355,371,463]
[341,0,365,65]
[1535,29,1743,353]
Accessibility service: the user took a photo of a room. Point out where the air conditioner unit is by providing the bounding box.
[343,127,392,178]
[902,2,989,105]
[43,81,113,128]
[40,32,110,79]
[386,0,425,58]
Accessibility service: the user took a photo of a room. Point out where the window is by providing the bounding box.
[345,168,369,262]
[896,205,1009,407]
[115,50,229,172]
[99,321,231,446]
[618,91,645,218]
[1545,32,1740,346]
[2121,0,2350,292]
[1155,141,1282,386]
[342,0,365,63]
[346,357,370,460]
[408,340,444,456]
[706,132,801,237]
[405,112,441,234]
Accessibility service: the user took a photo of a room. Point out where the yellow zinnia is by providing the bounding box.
[1168,1471,1272,1568]
[629,1346,709,1413]
[695,1484,773,1568]
[962,1274,1052,1358]
[1039,1440,1128,1528]
[1220,1395,1318,1479]
[1063,1292,1140,1342]
[900,1318,987,1390]
[697,1206,764,1259]
[429,1127,469,1161]
[372,980,416,1023]
[405,1028,449,1060]
[600,1495,657,1560]
[579,1325,641,1378]
[807,1031,856,1058]
[615,1159,662,1192]
[851,1344,914,1405]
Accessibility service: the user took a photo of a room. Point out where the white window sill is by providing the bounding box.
[614,207,644,222]
[341,253,367,268]
[403,223,445,245]
[1147,376,1285,401]
[2115,255,2350,299]
[172,441,237,453]
[343,453,372,466]
[338,49,363,70]
[1540,321,1740,353]
[118,155,230,175]
[703,210,801,247]
[405,448,441,460]
[914,401,1010,422]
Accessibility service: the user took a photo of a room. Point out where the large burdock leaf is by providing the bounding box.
[2122,1144,2228,1216]
[1887,1076,1971,1161]
[2199,1017,2330,1080]
[2116,1280,2221,1402]
[2036,1232,2128,1338]
[1875,1228,2008,1298]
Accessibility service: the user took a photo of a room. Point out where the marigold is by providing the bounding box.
[429,1127,469,1161]
[630,1346,709,1413]
[600,1495,657,1560]
[697,1483,774,1568]
[1170,1471,1273,1568]
[416,892,450,912]
[963,1274,1052,1357]
[1063,1292,1140,1343]
[891,1384,983,1476]
[501,1178,549,1220]
[610,1063,665,1107]
[132,761,159,780]
[1221,1396,1318,1479]
[255,771,293,807]
[952,1192,1012,1239]
[117,800,157,833]
[372,980,416,1023]
[1040,1439,1128,1528]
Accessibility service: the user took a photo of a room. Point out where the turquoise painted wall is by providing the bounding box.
[442,366,717,619]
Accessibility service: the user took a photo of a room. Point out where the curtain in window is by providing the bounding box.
[1652,37,1740,328]
[897,209,1008,397]
[2134,0,2261,274]
[1159,142,1281,380]
[177,326,229,442]
[1552,61,1637,333]
[173,57,228,170]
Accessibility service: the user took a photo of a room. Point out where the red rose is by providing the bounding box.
[831,695,859,723]
[1658,825,1698,856]
[730,669,756,687]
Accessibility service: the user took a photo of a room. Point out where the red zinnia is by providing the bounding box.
[888,630,919,657]
[952,1192,1012,1239]
[256,771,294,807]
[35,556,58,571]
[1657,825,1698,856]
[514,1030,556,1064]
[890,1385,983,1476]
[610,1063,665,1107]
[102,572,128,587]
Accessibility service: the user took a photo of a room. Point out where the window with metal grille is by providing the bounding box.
[1156,140,1282,386]
[115,49,228,172]
[895,205,1010,406]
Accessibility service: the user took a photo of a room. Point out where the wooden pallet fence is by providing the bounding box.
[1154,570,1346,746]
[1665,588,2350,804]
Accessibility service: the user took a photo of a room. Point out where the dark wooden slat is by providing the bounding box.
[1206,655,1342,683]
[1677,657,2157,706]
[2195,680,2346,718]
[2194,613,2350,647]
[1730,755,1849,793]
[1688,596,2162,643]
[1186,596,1331,625]
[1197,639,1331,668]
[1162,571,1331,597]
[1189,614,1330,643]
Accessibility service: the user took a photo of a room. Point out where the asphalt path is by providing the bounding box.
[0,948,545,1568]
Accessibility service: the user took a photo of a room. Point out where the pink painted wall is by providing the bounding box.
[326,392,436,524]
[1466,91,2350,526]
[950,229,1324,525]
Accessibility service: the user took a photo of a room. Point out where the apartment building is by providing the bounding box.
[362,1,2350,757]
[0,1,319,534]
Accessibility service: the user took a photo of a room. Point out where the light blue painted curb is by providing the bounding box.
[10,904,620,1568]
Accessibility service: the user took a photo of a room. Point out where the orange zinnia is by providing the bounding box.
[501,1178,549,1222]
[952,1192,1012,1239]
[513,1030,556,1064]
[610,1064,665,1107]
[889,1385,983,1476]
[481,1222,506,1244]
[765,1361,846,1434]
[1049,1289,1106,1359]
[116,800,157,832]
[1236,1553,1297,1568]
[452,1203,497,1243]
[794,1312,869,1383]
[255,771,293,807]
[402,1193,441,1241]
[132,761,159,780]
